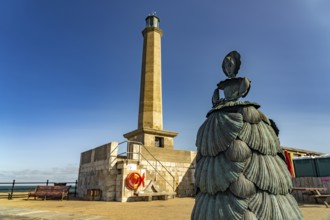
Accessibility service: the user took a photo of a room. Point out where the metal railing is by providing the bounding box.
[116,141,176,192]
[0,180,77,200]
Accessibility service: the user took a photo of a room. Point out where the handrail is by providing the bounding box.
[116,140,176,192]
[138,153,175,191]
[140,144,175,179]
[138,144,176,191]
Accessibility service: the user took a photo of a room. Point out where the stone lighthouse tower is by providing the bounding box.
[124,14,177,149]
[77,15,196,202]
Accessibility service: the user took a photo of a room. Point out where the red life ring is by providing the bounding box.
[125,172,145,190]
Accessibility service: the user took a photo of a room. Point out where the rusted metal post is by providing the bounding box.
[74,180,77,197]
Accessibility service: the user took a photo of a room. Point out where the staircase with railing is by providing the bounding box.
[114,141,176,199]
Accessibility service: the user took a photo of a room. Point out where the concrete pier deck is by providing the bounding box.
[0,197,329,220]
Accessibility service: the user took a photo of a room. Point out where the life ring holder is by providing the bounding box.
[125,172,145,190]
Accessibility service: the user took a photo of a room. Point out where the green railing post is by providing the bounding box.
[8,179,15,200]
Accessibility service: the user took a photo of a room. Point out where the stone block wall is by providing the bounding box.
[77,142,119,201]
[138,159,196,196]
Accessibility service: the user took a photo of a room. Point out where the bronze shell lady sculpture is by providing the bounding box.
[191,51,303,220]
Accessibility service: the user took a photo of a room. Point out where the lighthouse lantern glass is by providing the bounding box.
[146,16,159,28]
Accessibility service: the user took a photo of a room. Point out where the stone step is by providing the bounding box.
[135,191,176,201]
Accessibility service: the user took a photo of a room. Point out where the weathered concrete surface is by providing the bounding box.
[0,198,329,220]
[0,206,108,220]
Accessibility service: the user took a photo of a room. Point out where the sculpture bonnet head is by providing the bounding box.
[212,51,251,107]
[222,50,241,78]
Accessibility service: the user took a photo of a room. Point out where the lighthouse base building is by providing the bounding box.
[77,142,196,202]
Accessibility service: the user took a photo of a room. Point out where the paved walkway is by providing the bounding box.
[0,197,329,220]
[0,207,109,220]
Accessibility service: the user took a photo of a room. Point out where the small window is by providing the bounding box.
[155,137,164,148]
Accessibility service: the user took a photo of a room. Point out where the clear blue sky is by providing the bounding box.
[1,0,329,181]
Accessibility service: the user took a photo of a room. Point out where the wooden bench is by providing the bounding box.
[310,194,330,208]
[292,187,329,208]
[27,185,71,200]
